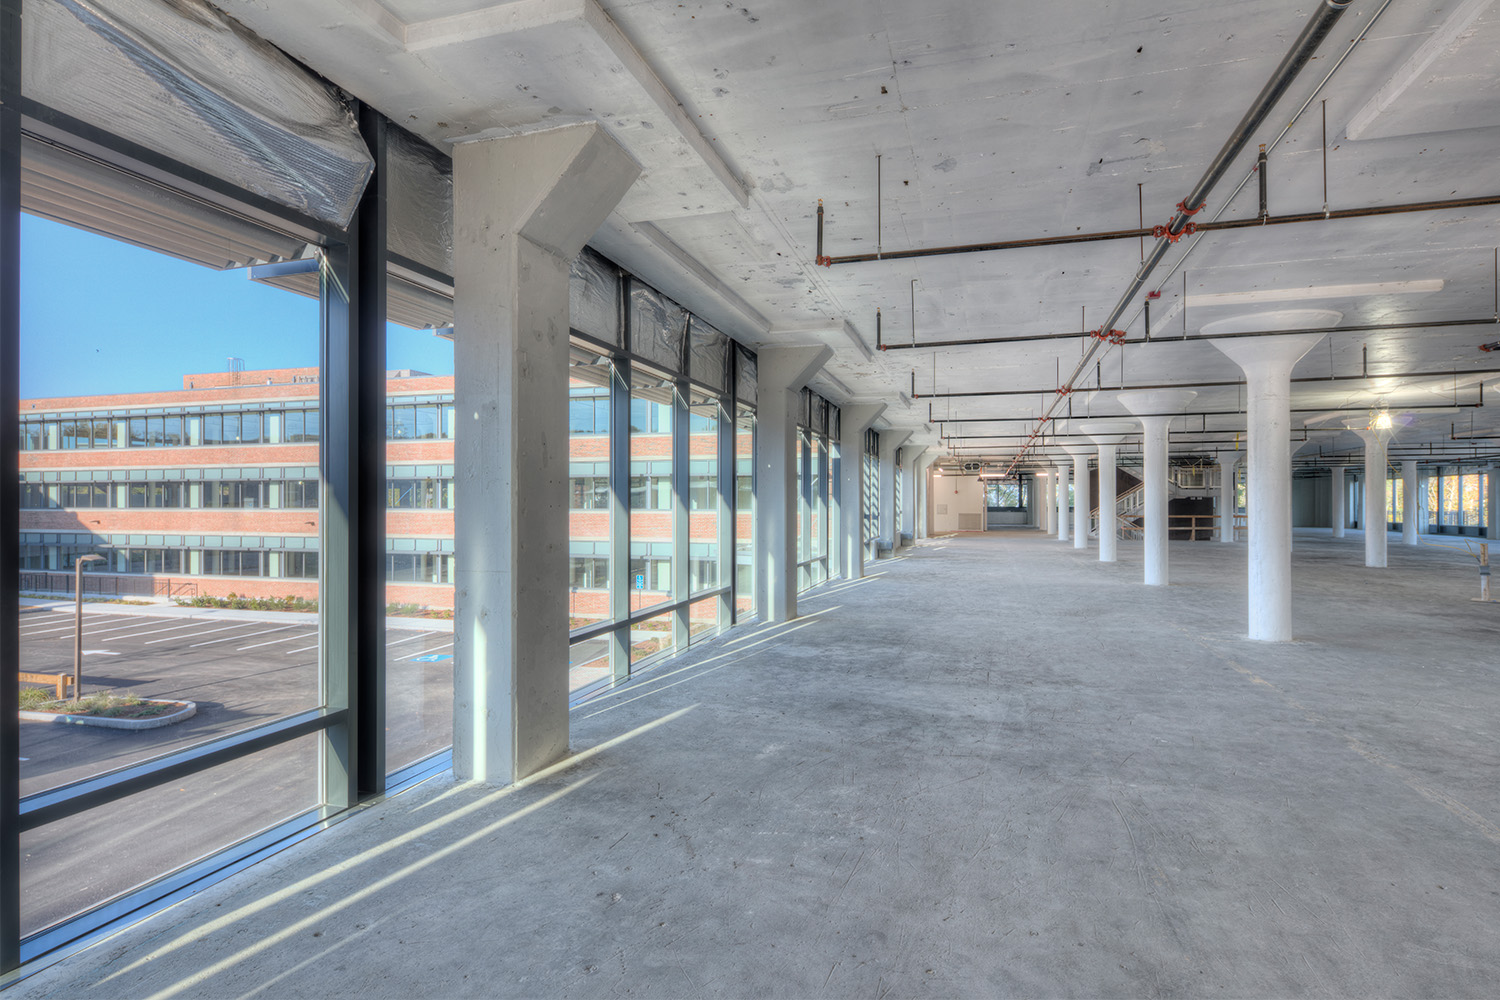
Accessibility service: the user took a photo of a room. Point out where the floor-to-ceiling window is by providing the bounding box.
[5,4,386,959]
[863,429,881,561]
[2,5,764,960]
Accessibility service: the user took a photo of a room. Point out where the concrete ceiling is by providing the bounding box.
[222,0,1500,466]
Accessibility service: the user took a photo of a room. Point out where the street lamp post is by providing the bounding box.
[73,554,105,703]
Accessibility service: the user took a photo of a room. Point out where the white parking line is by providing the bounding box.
[396,641,453,662]
[238,631,317,651]
[82,619,188,637]
[93,620,207,641]
[385,631,437,648]
[189,624,297,648]
[147,622,252,645]
[19,619,131,637]
[284,643,320,654]
[19,614,72,629]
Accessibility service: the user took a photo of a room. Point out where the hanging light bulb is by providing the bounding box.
[1369,406,1393,431]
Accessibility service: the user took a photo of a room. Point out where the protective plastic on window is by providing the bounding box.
[735,344,757,408]
[629,280,688,374]
[386,127,452,277]
[812,394,828,436]
[569,248,622,348]
[688,317,729,392]
[23,0,374,228]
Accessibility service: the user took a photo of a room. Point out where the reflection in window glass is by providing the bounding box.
[735,405,754,620]
[630,609,677,665]
[18,216,322,798]
[570,346,613,648]
[20,734,319,938]
[384,317,458,774]
[689,392,719,594]
[631,366,674,614]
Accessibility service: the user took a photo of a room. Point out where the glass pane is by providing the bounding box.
[689,392,719,593]
[570,634,610,694]
[796,432,807,577]
[1463,473,1484,527]
[570,345,613,635]
[18,216,321,795]
[20,734,318,937]
[384,308,458,774]
[689,596,719,644]
[735,406,754,619]
[813,438,828,585]
[630,610,677,665]
[630,365,674,614]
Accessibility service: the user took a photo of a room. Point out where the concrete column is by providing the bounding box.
[452,123,639,784]
[1118,390,1197,585]
[1054,461,1070,542]
[1078,422,1135,564]
[1060,444,1091,549]
[877,430,912,556]
[900,447,928,546]
[1218,451,1243,542]
[1401,459,1419,545]
[837,404,886,581]
[755,347,834,622]
[1036,471,1052,533]
[1348,423,1392,569]
[1212,335,1323,640]
[1330,465,1347,538]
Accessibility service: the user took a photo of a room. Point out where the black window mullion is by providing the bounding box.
[608,359,631,682]
[0,0,21,974]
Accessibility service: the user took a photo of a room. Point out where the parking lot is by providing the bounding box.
[18,603,456,796]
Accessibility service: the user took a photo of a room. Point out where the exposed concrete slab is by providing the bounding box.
[15,530,1500,998]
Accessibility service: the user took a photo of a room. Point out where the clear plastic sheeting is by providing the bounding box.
[386,128,452,276]
[688,317,729,392]
[829,405,840,443]
[21,135,307,269]
[812,395,828,436]
[22,0,374,228]
[569,248,621,348]
[736,344,757,408]
[629,280,687,373]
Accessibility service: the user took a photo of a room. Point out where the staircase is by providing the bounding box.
[1089,462,1223,539]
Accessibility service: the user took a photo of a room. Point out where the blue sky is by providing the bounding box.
[20,214,454,399]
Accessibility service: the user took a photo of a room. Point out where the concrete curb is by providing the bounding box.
[20,700,197,730]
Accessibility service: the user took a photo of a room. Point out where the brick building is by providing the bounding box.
[19,365,457,609]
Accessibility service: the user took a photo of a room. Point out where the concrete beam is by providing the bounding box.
[452,122,639,786]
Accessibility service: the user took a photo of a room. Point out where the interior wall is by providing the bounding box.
[931,475,985,532]
[1294,473,1332,528]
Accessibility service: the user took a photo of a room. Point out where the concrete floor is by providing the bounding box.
[13,529,1500,998]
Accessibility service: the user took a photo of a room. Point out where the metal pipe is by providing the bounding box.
[815,199,826,266]
[883,315,1500,354]
[1258,145,1269,221]
[919,365,1500,402]
[836,191,1500,267]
